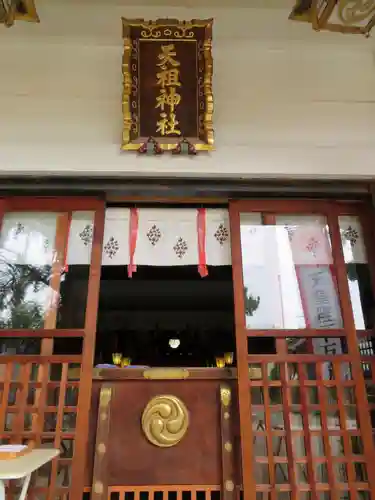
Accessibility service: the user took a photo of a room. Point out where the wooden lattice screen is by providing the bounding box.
[230,200,375,500]
[2,196,375,500]
[0,197,105,500]
[84,485,223,500]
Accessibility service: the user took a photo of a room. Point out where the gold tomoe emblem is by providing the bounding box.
[141,395,189,447]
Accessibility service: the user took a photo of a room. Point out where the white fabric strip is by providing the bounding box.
[0,212,58,267]
[205,209,231,266]
[277,215,333,266]
[135,208,198,266]
[66,211,94,265]
[1,210,368,268]
[101,208,130,265]
[239,213,264,266]
[339,215,367,264]
[1,209,233,267]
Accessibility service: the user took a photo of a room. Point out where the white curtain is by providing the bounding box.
[0,212,58,266]
[0,209,232,267]
[135,209,198,266]
[339,215,367,264]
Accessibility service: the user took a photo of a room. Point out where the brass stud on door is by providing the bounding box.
[93,481,103,494]
[225,480,234,492]
[97,443,106,454]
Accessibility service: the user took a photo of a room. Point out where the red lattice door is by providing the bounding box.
[0,197,105,500]
[230,200,375,500]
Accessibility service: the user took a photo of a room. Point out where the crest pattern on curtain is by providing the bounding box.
[1,209,232,268]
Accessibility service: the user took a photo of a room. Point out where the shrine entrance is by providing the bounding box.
[0,197,374,500]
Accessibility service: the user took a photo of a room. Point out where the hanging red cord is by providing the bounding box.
[128,208,139,278]
[197,208,208,278]
[62,214,72,274]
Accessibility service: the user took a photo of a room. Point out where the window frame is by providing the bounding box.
[229,199,375,500]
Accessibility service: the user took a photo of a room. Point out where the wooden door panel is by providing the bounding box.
[85,378,240,487]
[229,200,375,500]
[0,197,105,500]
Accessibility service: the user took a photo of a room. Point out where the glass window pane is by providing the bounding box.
[240,214,343,330]
[0,212,58,331]
[0,211,93,335]
[339,216,375,330]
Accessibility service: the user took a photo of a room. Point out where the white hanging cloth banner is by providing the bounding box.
[339,216,367,264]
[205,209,232,266]
[101,209,131,265]
[66,211,95,266]
[135,208,199,266]
[65,208,232,267]
[134,208,231,268]
[0,212,58,267]
[0,209,232,268]
[287,225,333,266]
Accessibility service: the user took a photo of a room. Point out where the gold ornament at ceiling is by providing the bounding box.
[289,0,375,36]
[0,0,39,27]
[141,395,189,448]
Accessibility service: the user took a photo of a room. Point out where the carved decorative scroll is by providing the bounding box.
[289,0,375,35]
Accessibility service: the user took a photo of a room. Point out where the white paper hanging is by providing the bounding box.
[135,209,198,266]
[205,210,231,266]
[277,216,332,266]
[101,208,130,266]
[0,212,57,267]
[12,208,234,268]
[239,213,264,266]
[339,216,367,264]
[290,226,332,265]
[66,211,94,265]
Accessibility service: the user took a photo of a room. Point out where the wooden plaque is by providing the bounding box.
[121,18,214,152]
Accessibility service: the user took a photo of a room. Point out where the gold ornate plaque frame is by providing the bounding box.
[1,0,39,26]
[121,18,214,152]
[15,0,39,23]
[289,0,375,35]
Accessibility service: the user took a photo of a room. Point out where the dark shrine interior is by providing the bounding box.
[55,264,277,366]
[95,265,236,367]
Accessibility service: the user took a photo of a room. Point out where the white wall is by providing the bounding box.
[0,0,375,179]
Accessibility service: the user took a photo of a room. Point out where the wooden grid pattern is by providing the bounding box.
[360,350,375,451]
[229,200,375,500]
[84,485,224,500]
[0,197,105,500]
[249,356,369,500]
[0,356,81,497]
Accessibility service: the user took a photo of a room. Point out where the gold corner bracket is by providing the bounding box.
[1,0,40,27]
[289,0,375,36]
[220,385,231,407]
